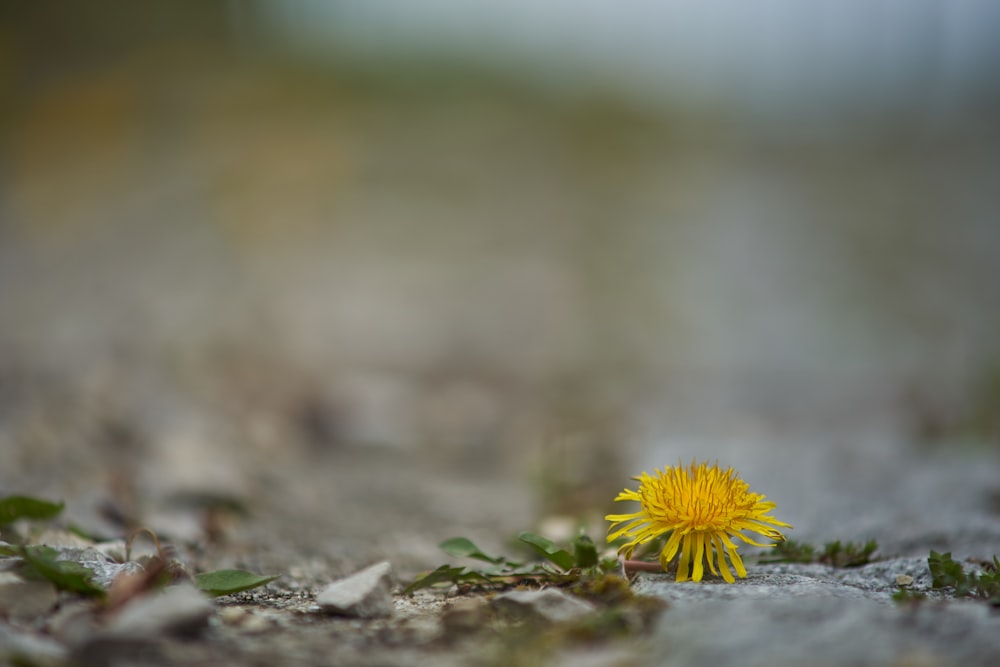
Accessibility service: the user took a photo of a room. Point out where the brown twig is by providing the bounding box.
[621,558,665,574]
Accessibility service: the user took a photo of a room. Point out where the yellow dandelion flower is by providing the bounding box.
[606,460,791,583]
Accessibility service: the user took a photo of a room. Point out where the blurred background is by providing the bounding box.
[1,1,999,564]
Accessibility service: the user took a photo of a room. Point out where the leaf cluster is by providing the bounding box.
[0,494,278,600]
[819,540,879,567]
[6,544,106,597]
[928,550,1000,603]
[404,532,617,595]
[759,539,878,567]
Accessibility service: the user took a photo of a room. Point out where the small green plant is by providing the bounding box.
[819,540,879,567]
[0,495,278,601]
[16,544,106,597]
[758,539,816,564]
[759,539,878,567]
[928,550,1000,603]
[404,532,619,595]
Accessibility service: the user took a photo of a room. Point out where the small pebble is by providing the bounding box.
[218,607,249,625]
[895,574,914,587]
[241,613,272,634]
[316,562,394,619]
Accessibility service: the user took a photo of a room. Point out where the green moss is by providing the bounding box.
[760,539,878,567]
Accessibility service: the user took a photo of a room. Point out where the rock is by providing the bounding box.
[634,569,877,602]
[441,597,489,635]
[644,597,1000,667]
[0,622,67,666]
[0,572,58,622]
[490,589,597,624]
[91,540,129,564]
[634,558,1000,667]
[106,584,213,639]
[631,557,934,603]
[218,606,272,633]
[47,600,101,645]
[69,636,163,667]
[316,562,394,618]
[217,606,250,625]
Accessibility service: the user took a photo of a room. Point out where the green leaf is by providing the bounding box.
[518,532,575,571]
[929,550,965,591]
[0,496,65,525]
[194,570,279,597]
[19,546,104,597]
[573,535,599,569]
[439,537,504,564]
[402,564,494,595]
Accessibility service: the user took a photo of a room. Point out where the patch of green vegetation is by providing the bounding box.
[759,539,816,564]
[404,532,620,595]
[928,550,1000,603]
[891,588,927,604]
[759,539,878,567]
[819,540,880,567]
[17,545,106,597]
[0,494,278,602]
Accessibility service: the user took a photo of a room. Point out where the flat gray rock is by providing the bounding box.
[632,558,934,603]
[316,561,394,618]
[490,588,597,624]
[644,597,1000,667]
[636,559,1000,666]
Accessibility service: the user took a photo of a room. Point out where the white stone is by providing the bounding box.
[316,562,394,618]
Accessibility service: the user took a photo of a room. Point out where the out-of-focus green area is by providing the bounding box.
[1,3,998,507]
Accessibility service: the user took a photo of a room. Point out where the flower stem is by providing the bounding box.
[621,559,665,574]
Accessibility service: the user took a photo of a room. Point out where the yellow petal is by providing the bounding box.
[661,530,684,562]
[728,545,747,578]
[676,534,692,582]
[712,534,735,583]
[705,537,719,577]
[691,533,705,582]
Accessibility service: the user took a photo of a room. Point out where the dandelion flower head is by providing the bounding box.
[606,460,791,583]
